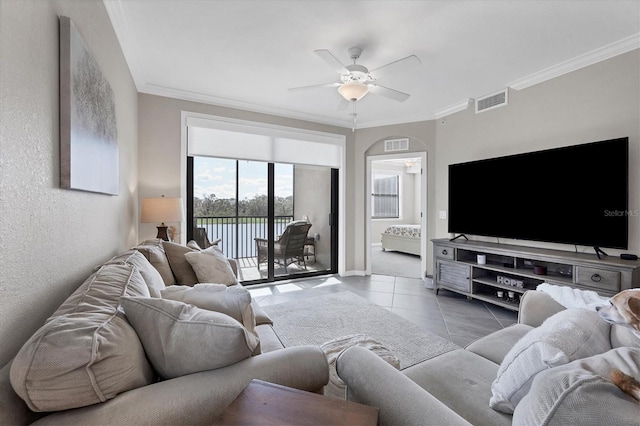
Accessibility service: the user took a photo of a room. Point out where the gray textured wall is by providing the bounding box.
[0,0,139,367]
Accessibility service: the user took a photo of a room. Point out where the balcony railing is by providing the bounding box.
[195,215,294,259]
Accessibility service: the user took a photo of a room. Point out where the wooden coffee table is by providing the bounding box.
[213,379,379,425]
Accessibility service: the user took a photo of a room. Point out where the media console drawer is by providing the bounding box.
[575,267,621,292]
[435,246,454,260]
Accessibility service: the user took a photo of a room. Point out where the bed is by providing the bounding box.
[380,224,421,256]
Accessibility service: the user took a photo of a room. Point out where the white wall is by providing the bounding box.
[434,50,640,255]
[0,0,139,366]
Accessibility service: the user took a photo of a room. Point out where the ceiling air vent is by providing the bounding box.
[476,89,508,114]
[384,138,409,152]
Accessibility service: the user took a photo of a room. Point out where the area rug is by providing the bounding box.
[263,291,459,369]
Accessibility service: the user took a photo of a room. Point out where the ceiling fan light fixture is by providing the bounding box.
[338,81,369,101]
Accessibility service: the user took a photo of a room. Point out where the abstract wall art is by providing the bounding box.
[59,16,118,195]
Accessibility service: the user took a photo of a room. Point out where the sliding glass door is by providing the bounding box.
[187,156,337,284]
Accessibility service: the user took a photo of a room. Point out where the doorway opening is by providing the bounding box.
[366,153,427,279]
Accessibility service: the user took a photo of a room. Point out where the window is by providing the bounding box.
[372,174,399,218]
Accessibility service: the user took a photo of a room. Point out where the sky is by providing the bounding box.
[193,157,293,200]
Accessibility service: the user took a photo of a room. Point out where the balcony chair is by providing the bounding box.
[255,222,311,273]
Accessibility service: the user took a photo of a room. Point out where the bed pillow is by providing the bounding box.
[512,347,640,425]
[120,296,259,379]
[184,245,238,286]
[161,284,257,336]
[10,264,155,412]
[163,241,199,286]
[490,308,611,413]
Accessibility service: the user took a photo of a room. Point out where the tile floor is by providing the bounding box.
[248,273,519,347]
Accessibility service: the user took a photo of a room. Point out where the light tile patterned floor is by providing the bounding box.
[248,274,518,347]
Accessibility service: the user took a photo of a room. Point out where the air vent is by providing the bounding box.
[476,89,508,114]
[384,138,409,152]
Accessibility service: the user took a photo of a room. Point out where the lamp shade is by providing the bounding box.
[338,81,369,101]
[141,197,184,224]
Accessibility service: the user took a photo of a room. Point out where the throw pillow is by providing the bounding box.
[513,347,640,425]
[490,308,611,413]
[184,245,238,286]
[133,239,175,286]
[120,296,260,379]
[186,240,202,250]
[10,264,155,412]
[104,250,165,297]
[163,241,199,286]
[161,284,257,336]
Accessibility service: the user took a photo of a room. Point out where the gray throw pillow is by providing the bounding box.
[163,241,199,286]
[184,245,238,286]
[120,296,259,379]
[513,347,640,425]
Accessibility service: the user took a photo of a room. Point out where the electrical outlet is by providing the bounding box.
[439,210,447,219]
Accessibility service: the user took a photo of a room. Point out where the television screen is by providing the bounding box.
[448,137,629,249]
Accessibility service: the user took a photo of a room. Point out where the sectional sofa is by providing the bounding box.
[337,290,640,425]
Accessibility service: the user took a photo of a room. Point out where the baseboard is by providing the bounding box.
[342,270,366,277]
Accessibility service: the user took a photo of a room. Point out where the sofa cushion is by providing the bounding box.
[513,347,640,425]
[161,284,257,336]
[403,348,511,426]
[105,249,165,297]
[120,297,260,379]
[466,323,533,365]
[133,239,175,286]
[490,308,611,414]
[10,264,155,412]
[184,245,238,286]
[163,241,199,286]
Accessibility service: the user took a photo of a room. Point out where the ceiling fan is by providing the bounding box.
[289,47,421,107]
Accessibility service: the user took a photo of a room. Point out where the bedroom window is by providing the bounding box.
[372,174,399,218]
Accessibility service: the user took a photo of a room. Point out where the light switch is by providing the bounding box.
[439,210,447,219]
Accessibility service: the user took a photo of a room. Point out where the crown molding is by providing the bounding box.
[508,33,640,90]
[434,99,473,119]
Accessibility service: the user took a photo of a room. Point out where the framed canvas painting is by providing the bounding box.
[59,16,118,195]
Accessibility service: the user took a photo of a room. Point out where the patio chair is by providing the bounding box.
[193,227,213,249]
[255,222,312,272]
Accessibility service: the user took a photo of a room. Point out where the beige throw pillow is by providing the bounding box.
[490,308,611,414]
[161,284,257,336]
[120,297,259,379]
[10,264,155,412]
[105,250,165,297]
[163,241,199,286]
[133,240,175,286]
[184,246,238,286]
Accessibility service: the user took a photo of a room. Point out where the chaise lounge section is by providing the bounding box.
[337,290,640,425]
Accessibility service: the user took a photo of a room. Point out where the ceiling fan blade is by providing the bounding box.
[314,49,349,74]
[288,82,339,92]
[370,55,421,78]
[368,84,411,102]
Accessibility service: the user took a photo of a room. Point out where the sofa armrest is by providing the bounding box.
[33,346,328,426]
[336,346,471,426]
[517,290,565,327]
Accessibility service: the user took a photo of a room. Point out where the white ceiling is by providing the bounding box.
[104,0,640,129]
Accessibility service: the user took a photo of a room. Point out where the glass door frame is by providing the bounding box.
[187,157,338,285]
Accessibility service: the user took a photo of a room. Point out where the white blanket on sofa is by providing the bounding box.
[536,283,609,311]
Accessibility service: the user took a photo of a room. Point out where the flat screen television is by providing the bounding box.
[448,137,629,250]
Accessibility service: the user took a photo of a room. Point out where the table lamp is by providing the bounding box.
[141,196,184,241]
